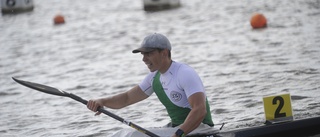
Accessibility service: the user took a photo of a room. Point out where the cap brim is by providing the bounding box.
[132,47,155,53]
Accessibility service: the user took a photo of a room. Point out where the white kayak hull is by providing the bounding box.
[111,123,219,137]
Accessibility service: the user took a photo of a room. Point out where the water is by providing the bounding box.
[1,0,320,136]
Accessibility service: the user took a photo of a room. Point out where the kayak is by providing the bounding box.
[217,116,320,137]
[111,123,219,137]
[112,116,320,137]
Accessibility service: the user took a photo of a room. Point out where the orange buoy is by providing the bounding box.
[250,13,267,29]
[54,15,65,25]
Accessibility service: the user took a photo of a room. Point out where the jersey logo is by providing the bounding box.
[170,91,182,102]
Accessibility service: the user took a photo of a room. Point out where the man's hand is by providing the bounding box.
[87,99,104,116]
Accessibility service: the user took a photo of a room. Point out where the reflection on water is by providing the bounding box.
[1,0,320,136]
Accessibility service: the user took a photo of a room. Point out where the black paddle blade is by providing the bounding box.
[12,77,69,97]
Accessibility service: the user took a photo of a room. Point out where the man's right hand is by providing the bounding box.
[87,99,103,116]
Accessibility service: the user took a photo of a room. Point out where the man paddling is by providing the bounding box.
[87,33,214,137]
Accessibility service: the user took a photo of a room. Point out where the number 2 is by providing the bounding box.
[272,96,286,118]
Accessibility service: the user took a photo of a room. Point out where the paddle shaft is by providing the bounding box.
[68,93,160,137]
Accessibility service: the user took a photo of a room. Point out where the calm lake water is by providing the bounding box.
[1,0,320,136]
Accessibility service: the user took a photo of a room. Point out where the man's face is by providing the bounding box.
[141,49,163,72]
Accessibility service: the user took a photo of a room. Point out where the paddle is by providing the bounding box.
[12,77,160,137]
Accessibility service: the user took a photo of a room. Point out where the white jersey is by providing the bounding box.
[139,61,205,108]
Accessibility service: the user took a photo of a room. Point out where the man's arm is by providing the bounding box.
[173,92,207,137]
[87,85,149,114]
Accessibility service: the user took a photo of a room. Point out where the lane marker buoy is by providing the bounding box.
[54,14,65,25]
[250,13,267,29]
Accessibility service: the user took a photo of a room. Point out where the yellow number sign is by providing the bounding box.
[263,94,293,121]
